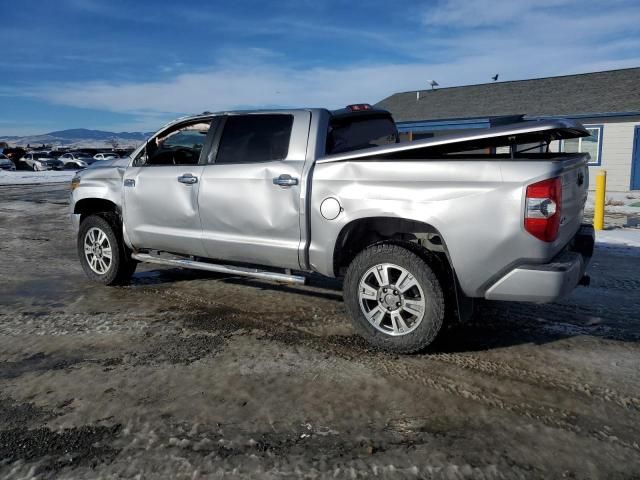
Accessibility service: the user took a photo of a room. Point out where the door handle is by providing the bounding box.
[178,173,198,185]
[272,174,298,187]
[124,179,135,187]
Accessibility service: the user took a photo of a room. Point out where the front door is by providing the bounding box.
[198,112,310,269]
[122,118,213,256]
[632,126,640,190]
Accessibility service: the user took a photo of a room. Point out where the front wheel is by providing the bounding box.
[78,214,136,285]
[343,242,445,353]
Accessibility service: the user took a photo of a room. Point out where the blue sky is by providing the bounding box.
[1,0,639,135]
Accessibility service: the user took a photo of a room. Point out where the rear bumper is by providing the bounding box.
[484,224,594,303]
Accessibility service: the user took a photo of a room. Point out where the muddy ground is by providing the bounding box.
[1,183,639,479]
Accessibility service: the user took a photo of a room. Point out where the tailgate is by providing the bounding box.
[556,153,590,247]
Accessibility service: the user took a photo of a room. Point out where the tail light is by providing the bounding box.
[346,104,372,111]
[524,177,562,242]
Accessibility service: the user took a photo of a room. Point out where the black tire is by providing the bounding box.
[78,213,136,285]
[343,242,445,354]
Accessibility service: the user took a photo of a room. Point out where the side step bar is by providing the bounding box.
[131,253,306,285]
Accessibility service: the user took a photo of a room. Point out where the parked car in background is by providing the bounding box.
[59,152,100,169]
[0,153,16,171]
[19,152,62,171]
[94,153,120,160]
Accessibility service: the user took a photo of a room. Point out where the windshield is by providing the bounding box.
[327,115,398,154]
[33,153,51,159]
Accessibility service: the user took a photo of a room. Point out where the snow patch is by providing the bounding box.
[596,228,640,256]
[0,171,76,185]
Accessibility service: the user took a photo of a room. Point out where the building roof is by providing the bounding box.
[376,67,640,122]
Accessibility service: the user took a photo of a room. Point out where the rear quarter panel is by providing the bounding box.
[309,156,586,297]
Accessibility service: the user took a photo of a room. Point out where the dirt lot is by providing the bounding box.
[1,183,640,479]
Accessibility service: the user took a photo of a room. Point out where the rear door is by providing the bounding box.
[122,118,215,256]
[197,111,311,269]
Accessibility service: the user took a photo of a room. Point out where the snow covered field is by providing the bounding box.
[596,228,640,256]
[0,170,76,185]
[585,191,640,215]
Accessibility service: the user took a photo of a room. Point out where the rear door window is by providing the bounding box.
[214,114,293,164]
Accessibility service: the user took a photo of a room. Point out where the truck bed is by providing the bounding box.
[309,119,590,299]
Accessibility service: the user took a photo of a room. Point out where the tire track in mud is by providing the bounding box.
[0,312,183,336]
[378,358,640,453]
[165,284,640,412]
[158,287,640,455]
[426,352,640,411]
[478,302,640,342]
[12,283,631,458]
[589,275,640,291]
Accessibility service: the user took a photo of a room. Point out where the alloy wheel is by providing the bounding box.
[358,262,426,336]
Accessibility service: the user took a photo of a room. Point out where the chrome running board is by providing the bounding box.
[131,253,306,285]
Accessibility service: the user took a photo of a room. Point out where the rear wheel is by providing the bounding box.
[78,214,136,285]
[343,242,445,353]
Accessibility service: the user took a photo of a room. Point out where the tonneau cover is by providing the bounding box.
[317,119,589,163]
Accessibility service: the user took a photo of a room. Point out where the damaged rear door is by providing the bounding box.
[197,111,311,269]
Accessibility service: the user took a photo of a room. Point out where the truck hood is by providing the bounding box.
[85,157,130,169]
[317,118,589,163]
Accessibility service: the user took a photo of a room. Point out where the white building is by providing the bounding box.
[377,68,640,192]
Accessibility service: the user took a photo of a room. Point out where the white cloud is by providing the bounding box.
[13,0,640,131]
[25,57,639,127]
[423,0,570,27]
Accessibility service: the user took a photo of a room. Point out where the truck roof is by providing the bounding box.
[158,106,394,135]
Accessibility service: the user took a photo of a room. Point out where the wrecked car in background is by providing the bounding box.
[0,153,16,171]
[69,105,594,353]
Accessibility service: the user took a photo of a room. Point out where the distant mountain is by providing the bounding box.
[0,128,154,148]
[46,129,151,141]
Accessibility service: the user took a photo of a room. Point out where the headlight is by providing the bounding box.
[70,176,81,191]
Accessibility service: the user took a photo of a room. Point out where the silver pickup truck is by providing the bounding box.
[70,105,594,352]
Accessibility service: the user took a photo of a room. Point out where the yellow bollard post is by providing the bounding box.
[594,170,606,231]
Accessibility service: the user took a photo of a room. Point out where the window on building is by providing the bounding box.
[215,114,293,164]
[560,126,602,166]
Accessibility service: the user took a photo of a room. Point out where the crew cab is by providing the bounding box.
[70,105,594,353]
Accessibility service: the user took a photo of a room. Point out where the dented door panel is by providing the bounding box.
[197,110,311,269]
[198,160,305,268]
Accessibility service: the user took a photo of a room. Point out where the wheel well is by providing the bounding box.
[74,198,120,221]
[334,217,470,324]
[333,217,450,277]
